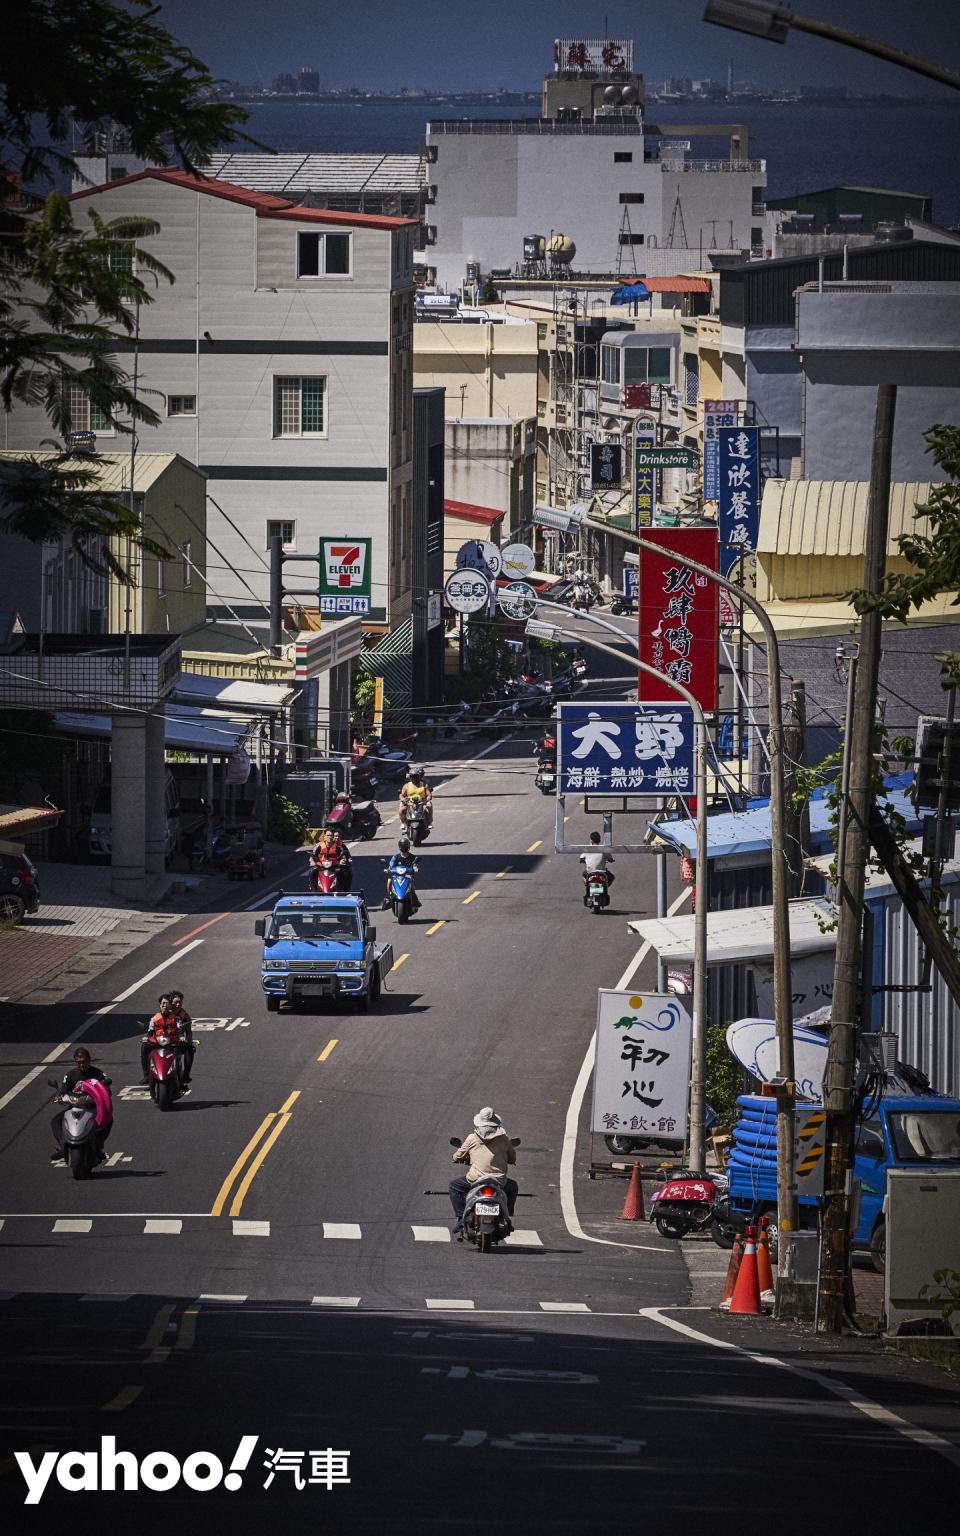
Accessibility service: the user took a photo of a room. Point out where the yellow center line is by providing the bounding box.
[391,952,409,971]
[175,1308,199,1352]
[141,1303,175,1351]
[425,919,445,935]
[229,1112,293,1218]
[101,1385,143,1413]
[279,1089,301,1115]
[318,1038,338,1062]
[462,890,481,905]
[527,839,543,852]
[495,866,512,879]
[210,1113,276,1216]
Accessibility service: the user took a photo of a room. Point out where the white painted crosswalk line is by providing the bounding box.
[53,1219,92,1234]
[198,1294,247,1303]
[539,1301,592,1313]
[144,1220,182,1235]
[425,1299,475,1310]
[232,1219,270,1237]
[412,1225,451,1243]
[323,1222,362,1240]
[312,1296,361,1307]
[502,1230,543,1246]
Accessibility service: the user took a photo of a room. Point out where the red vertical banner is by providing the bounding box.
[638,527,719,712]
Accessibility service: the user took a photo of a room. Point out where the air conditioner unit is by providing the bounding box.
[425,144,438,163]
[424,184,437,204]
[540,401,569,430]
[425,225,437,245]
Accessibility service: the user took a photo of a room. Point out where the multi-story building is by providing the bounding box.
[3,167,419,659]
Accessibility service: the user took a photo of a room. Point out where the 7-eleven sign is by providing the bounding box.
[319,537,372,615]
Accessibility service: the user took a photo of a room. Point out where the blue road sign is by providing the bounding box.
[557,701,695,796]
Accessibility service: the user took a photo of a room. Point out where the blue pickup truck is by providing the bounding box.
[728,1088,960,1270]
[254,893,392,1013]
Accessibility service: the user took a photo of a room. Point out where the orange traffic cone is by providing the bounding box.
[719,1234,743,1311]
[757,1217,776,1304]
[620,1162,645,1221]
[728,1224,762,1316]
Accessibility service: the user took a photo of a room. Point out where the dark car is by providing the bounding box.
[0,850,40,923]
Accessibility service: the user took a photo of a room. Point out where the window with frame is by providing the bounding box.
[613,151,633,163]
[66,383,113,434]
[168,395,197,416]
[297,231,351,277]
[619,232,645,246]
[618,192,645,204]
[623,346,672,387]
[108,242,135,278]
[600,346,621,386]
[273,376,326,437]
[267,519,296,550]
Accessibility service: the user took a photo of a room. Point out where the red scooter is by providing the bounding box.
[648,1170,737,1246]
[308,852,351,894]
[146,1025,184,1113]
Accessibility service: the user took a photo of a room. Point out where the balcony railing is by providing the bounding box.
[660,158,765,173]
[428,117,644,135]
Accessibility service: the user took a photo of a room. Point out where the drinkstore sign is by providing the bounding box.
[320,538,372,616]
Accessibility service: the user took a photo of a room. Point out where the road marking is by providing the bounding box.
[639,1308,960,1471]
[144,1219,182,1235]
[211,1113,276,1216]
[101,1385,143,1413]
[527,839,543,852]
[391,953,409,971]
[412,1225,451,1243]
[141,1304,175,1350]
[175,1307,199,1351]
[112,939,205,1000]
[462,891,480,906]
[233,1219,270,1237]
[563,815,570,824]
[52,1219,91,1234]
[461,734,514,765]
[312,1296,361,1307]
[229,1113,293,1218]
[559,886,691,1256]
[495,866,512,879]
[425,1299,475,1311]
[502,1230,543,1247]
[279,1089,301,1115]
[242,887,282,912]
[198,1294,247,1303]
[425,920,445,935]
[317,1038,338,1062]
[539,1301,591,1313]
[324,1222,362,1240]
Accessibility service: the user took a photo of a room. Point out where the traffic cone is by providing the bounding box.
[719,1234,743,1311]
[757,1217,776,1305]
[620,1162,645,1221]
[728,1224,762,1316]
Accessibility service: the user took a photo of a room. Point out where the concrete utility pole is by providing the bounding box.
[818,384,897,1334]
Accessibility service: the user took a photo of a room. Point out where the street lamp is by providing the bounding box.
[703,2,960,91]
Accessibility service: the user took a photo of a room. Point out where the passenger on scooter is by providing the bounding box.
[399,767,432,829]
[313,827,353,892]
[168,988,196,1085]
[580,831,615,906]
[384,836,421,912]
[50,1049,110,1162]
[140,995,181,1084]
[533,731,557,763]
[449,1107,518,1235]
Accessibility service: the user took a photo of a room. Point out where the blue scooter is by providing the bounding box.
[383,856,419,924]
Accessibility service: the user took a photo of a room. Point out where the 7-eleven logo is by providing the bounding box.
[323,541,367,591]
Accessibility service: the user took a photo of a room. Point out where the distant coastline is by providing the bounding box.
[215,89,955,109]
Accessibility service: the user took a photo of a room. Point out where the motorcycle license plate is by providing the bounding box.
[474,1203,499,1216]
[589,883,605,895]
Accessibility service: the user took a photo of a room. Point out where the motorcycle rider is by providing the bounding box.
[399,766,432,831]
[579,830,615,906]
[533,729,557,764]
[384,835,421,912]
[140,994,182,1085]
[312,826,353,892]
[168,988,195,1085]
[450,1106,518,1237]
[50,1048,111,1163]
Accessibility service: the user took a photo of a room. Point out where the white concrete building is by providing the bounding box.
[3,167,417,643]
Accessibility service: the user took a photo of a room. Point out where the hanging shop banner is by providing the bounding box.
[634,424,656,529]
[557,701,695,796]
[638,527,719,712]
[591,442,623,491]
[591,989,693,1142]
[319,537,372,616]
[717,425,760,554]
[703,399,741,502]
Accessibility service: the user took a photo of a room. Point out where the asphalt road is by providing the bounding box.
[2,729,958,1531]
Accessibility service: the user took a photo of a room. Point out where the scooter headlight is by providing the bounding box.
[155,1034,170,1046]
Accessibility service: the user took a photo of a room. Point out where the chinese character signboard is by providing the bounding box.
[703,399,740,502]
[554,37,633,73]
[557,701,695,796]
[634,424,656,529]
[717,425,760,554]
[319,538,372,616]
[591,989,692,1143]
[590,442,623,490]
[624,383,651,411]
[638,527,719,711]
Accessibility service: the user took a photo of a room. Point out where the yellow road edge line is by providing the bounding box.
[425,920,445,935]
[101,1385,144,1413]
[279,1089,301,1115]
[462,890,481,905]
[318,1039,338,1062]
[210,1113,276,1216]
[146,1348,170,1366]
[527,839,543,852]
[229,1113,292,1219]
[175,1309,199,1352]
[495,866,511,879]
[141,1302,175,1351]
[391,952,409,971]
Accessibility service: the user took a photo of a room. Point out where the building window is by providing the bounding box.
[600,345,621,386]
[108,242,135,278]
[182,540,192,587]
[168,395,197,416]
[66,383,113,435]
[618,192,645,204]
[613,152,633,163]
[273,376,326,437]
[619,232,645,246]
[297,231,351,277]
[751,227,763,246]
[648,347,672,385]
[267,519,296,550]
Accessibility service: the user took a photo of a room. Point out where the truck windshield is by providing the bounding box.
[269,910,360,944]
[887,1111,960,1163]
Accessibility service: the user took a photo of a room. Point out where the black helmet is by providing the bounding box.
[398,835,411,853]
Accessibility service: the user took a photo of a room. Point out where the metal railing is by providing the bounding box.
[660,157,765,173]
[427,117,644,135]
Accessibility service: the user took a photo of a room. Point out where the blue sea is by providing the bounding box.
[229,95,960,229]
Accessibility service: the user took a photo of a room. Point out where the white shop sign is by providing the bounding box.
[591,988,692,1141]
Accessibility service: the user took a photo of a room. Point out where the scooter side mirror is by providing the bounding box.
[47,1078,59,1089]
[510,1138,521,1147]
[449,1136,461,1147]
[254,918,265,937]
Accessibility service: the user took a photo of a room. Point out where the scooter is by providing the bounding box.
[610,593,636,617]
[145,1029,183,1113]
[648,1170,738,1246]
[583,867,610,913]
[309,852,350,894]
[326,793,381,841]
[449,1136,522,1253]
[48,1077,111,1180]
[383,856,419,923]
[403,799,431,846]
[535,758,556,795]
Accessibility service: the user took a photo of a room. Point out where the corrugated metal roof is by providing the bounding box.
[172,674,296,714]
[626,897,838,964]
[444,499,504,526]
[69,168,415,230]
[759,480,938,558]
[0,450,190,494]
[55,707,253,755]
[205,152,425,195]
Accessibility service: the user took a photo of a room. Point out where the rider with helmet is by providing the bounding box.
[399,766,432,831]
[312,825,353,892]
[384,835,421,911]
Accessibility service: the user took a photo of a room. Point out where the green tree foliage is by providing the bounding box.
[706,1024,742,1127]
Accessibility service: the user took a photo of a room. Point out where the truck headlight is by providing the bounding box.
[264,960,288,971]
[337,960,365,972]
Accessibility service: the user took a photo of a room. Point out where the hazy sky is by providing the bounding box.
[153,0,959,93]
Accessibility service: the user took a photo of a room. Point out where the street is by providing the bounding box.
[1,736,958,1530]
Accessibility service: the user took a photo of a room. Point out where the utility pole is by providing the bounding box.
[782,679,808,896]
[818,383,897,1333]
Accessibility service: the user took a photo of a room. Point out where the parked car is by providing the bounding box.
[88,772,180,862]
[0,848,40,923]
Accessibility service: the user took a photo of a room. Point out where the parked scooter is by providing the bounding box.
[610,592,636,617]
[355,735,412,783]
[326,791,381,841]
[648,1169,738,1246]
[448,1135,521,1253]
[383,854,419,922]
[48,1077,112,1180]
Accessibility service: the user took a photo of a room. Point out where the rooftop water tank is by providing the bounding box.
[548,233,576,266]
